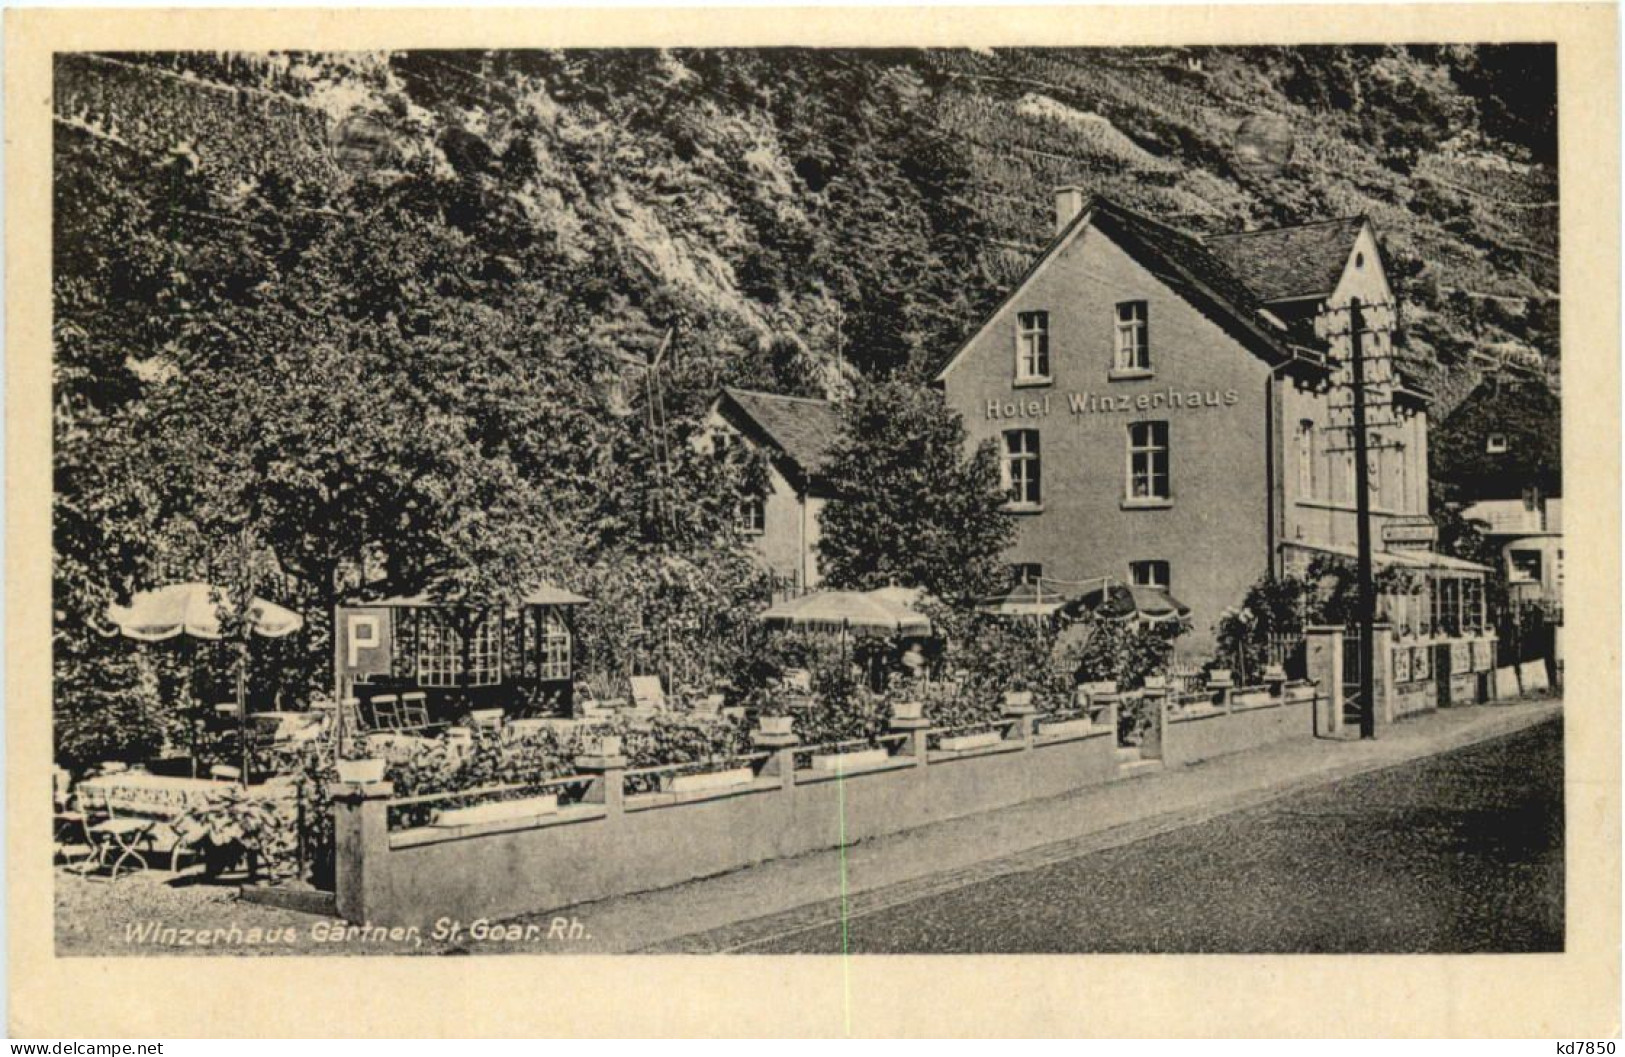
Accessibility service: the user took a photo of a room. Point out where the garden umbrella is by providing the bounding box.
[979,578,1069,617]
[1065,580,1192,625]
[105,582,304,782]
[759,589,932,636]
[106,582,304,641]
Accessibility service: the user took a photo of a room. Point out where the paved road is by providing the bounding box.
[703,717,1563,954]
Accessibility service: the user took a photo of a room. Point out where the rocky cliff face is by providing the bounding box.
[56,45,1558,423]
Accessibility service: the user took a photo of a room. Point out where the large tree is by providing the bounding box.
[816,380,1015,603]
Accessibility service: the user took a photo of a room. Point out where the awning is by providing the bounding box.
[1285,541,1492,575]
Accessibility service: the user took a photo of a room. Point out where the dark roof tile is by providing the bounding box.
[1202,217,1367,303]
[719,387,842,479]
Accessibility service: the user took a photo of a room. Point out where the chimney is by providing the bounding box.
[1054,186,1088,236]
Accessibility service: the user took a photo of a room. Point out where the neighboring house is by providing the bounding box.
[703,386,842,592]
[935,188,1487,647]
[1463,493,1564,608]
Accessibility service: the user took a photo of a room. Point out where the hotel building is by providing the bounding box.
[935,191,1488,648]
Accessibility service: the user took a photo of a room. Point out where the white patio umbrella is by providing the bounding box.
[107,582,304,641]
[760,588,932,636]
[105,582,304,781]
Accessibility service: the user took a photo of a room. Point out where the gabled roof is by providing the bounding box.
[935,196,1317,383]
[716,387,842,484]
[1202,216,1368,303]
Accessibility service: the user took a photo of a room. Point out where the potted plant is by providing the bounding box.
[1002,675,1035,709]
[891,699,925,722]
[759,713,795,737]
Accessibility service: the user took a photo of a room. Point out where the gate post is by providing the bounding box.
[1371,622,1396,725]
[1305,626,1344,737]
[332,778,394,925]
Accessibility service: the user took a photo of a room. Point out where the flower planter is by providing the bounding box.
[810,748,890,773]
[432,794,558,828]
[939,731,1002,753]
[1039,717,1094,739]
[759,715,795,737]
[1232,690,1272,708]
[891,700,925,722]
[595,735,623,758]
[1142,675,1168,691]
[334,757,385,780]
[671,768,755,794]
[1207,669,1234,690]
[1002,690,1034,709]
[336,758,386,785]
[1262,664,1287,683]
[469,708,505,728]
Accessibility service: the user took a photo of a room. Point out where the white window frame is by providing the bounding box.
[1508,549,1542,584]
[416,610,503,689]
[1114,301,1150,373]
[1296,420,1316,498]
[1126,421,1170,502]
[1130,560,1170,590]
[1010,563,1043,586]
[1003,429,1042,507]
[537,610,571,682]
[1015,311,1050,383]
[736,495,766,535]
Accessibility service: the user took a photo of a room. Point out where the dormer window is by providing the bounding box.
[1114,301,1150,374]
[1015,311,1050,383]
[1487,433,1509,454]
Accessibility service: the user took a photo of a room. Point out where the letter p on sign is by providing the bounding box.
[337,606,392,678]
[348,615,380,668]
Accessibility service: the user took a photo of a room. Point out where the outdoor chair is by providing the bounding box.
[780,668,816,710]
[369,694,402,730]
[81,788,159,881]
[53,769,93,866]
[629,675,668,712]
[338,697,366,735]
[399,692,431,731]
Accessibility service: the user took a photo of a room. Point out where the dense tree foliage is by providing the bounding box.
[816,381,1015,603]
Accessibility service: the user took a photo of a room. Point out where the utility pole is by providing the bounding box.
[1350,298,1376,739]
[1321,295,1399,740]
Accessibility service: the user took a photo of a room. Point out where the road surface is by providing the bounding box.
[706,717,1563,953]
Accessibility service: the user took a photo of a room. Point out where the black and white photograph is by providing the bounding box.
[42,36,1573,962]
[11,4,1615,1037]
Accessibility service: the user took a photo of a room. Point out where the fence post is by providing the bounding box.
[1000,700,1037,746]
[1304,625,1344,736]
[332,778,393,925]
[1371,623,1396,725]
[753,726,800,790]
[889,716,932,767]
[1139,685,1168,760]
[573,747,628,818]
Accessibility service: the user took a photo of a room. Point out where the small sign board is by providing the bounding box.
[336,606,393,680]
[1382,517,1438,547]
